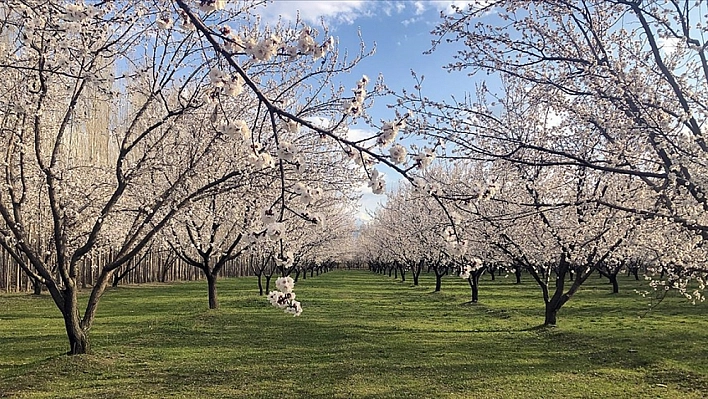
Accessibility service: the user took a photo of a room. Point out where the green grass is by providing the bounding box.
[1,270,707,398]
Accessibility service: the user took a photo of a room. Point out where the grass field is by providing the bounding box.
[1,270,707,398]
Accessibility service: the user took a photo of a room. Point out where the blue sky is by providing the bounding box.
[254,1,482,220]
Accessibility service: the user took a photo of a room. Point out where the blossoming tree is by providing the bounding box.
[0,0,406,355]
[403,0,708,301]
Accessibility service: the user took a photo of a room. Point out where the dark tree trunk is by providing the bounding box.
[515,268,522,284]
[467,275,479,303]
[412,261,422,286]
[544,301,558,326]
[435,272,442,292]
[609,274,619,294]
[206,273,218,309]
[631,268,639,280]
[388,267,392,277]
[31,278,43,295]
[394,267,398,279]
[265,275,272,293]
[257,273,264,295]
[61,288,90,355]
[294,269,300,282]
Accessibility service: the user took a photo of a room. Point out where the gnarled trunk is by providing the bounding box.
[59,286,90,355]
[64,315,89,355]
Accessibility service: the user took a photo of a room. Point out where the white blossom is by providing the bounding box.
[389,144,407,164]
[368,169,386,195]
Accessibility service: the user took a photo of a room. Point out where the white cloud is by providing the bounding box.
[414,1,427,15]
[356,195,384,221]
[659,36,681,56]
[402,16,424,26]
[254,1,373,25]
[252,1,483,28]
[356,189,387,222]
[346,126,377,146]
[427,1,494,15]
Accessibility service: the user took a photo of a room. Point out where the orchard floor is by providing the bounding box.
[1,270,707,398]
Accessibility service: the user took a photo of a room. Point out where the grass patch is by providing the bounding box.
[1,271,707,398]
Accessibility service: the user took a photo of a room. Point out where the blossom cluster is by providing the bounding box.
[293,182,322,206]
[377,119,406,147]
[217,119,250,141]
[459,257,483,279]
[344,75,369,117]
[63,3,98,22]
[198,0,227,13]
[277,141,298,162]
[287,27,335,60]
[208,68,243,97]
[368,169,386,195]
[389,144,407,164]
[247,145,275,169]
[413,148,436,170]
[267,276,302,316]
[412,177,440,195]
[218,26,332,62]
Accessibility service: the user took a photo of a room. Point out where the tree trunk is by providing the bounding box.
[394,267,398,279]
[467,275,479,303]
[206,273,218,309]
[515,268,522,284]
[265,275,272,293]
[62,288,90,355]
[31,278,43,295]
[609,274,619,294]
[435,272,442,292]
[544,301,558,326]
[257,273,264,295]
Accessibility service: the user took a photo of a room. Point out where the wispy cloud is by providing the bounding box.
[252,1,479,27]
[254,1,374,25]
[346,126,377,146]
[402,16,424,26]
[355,176,388,222]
